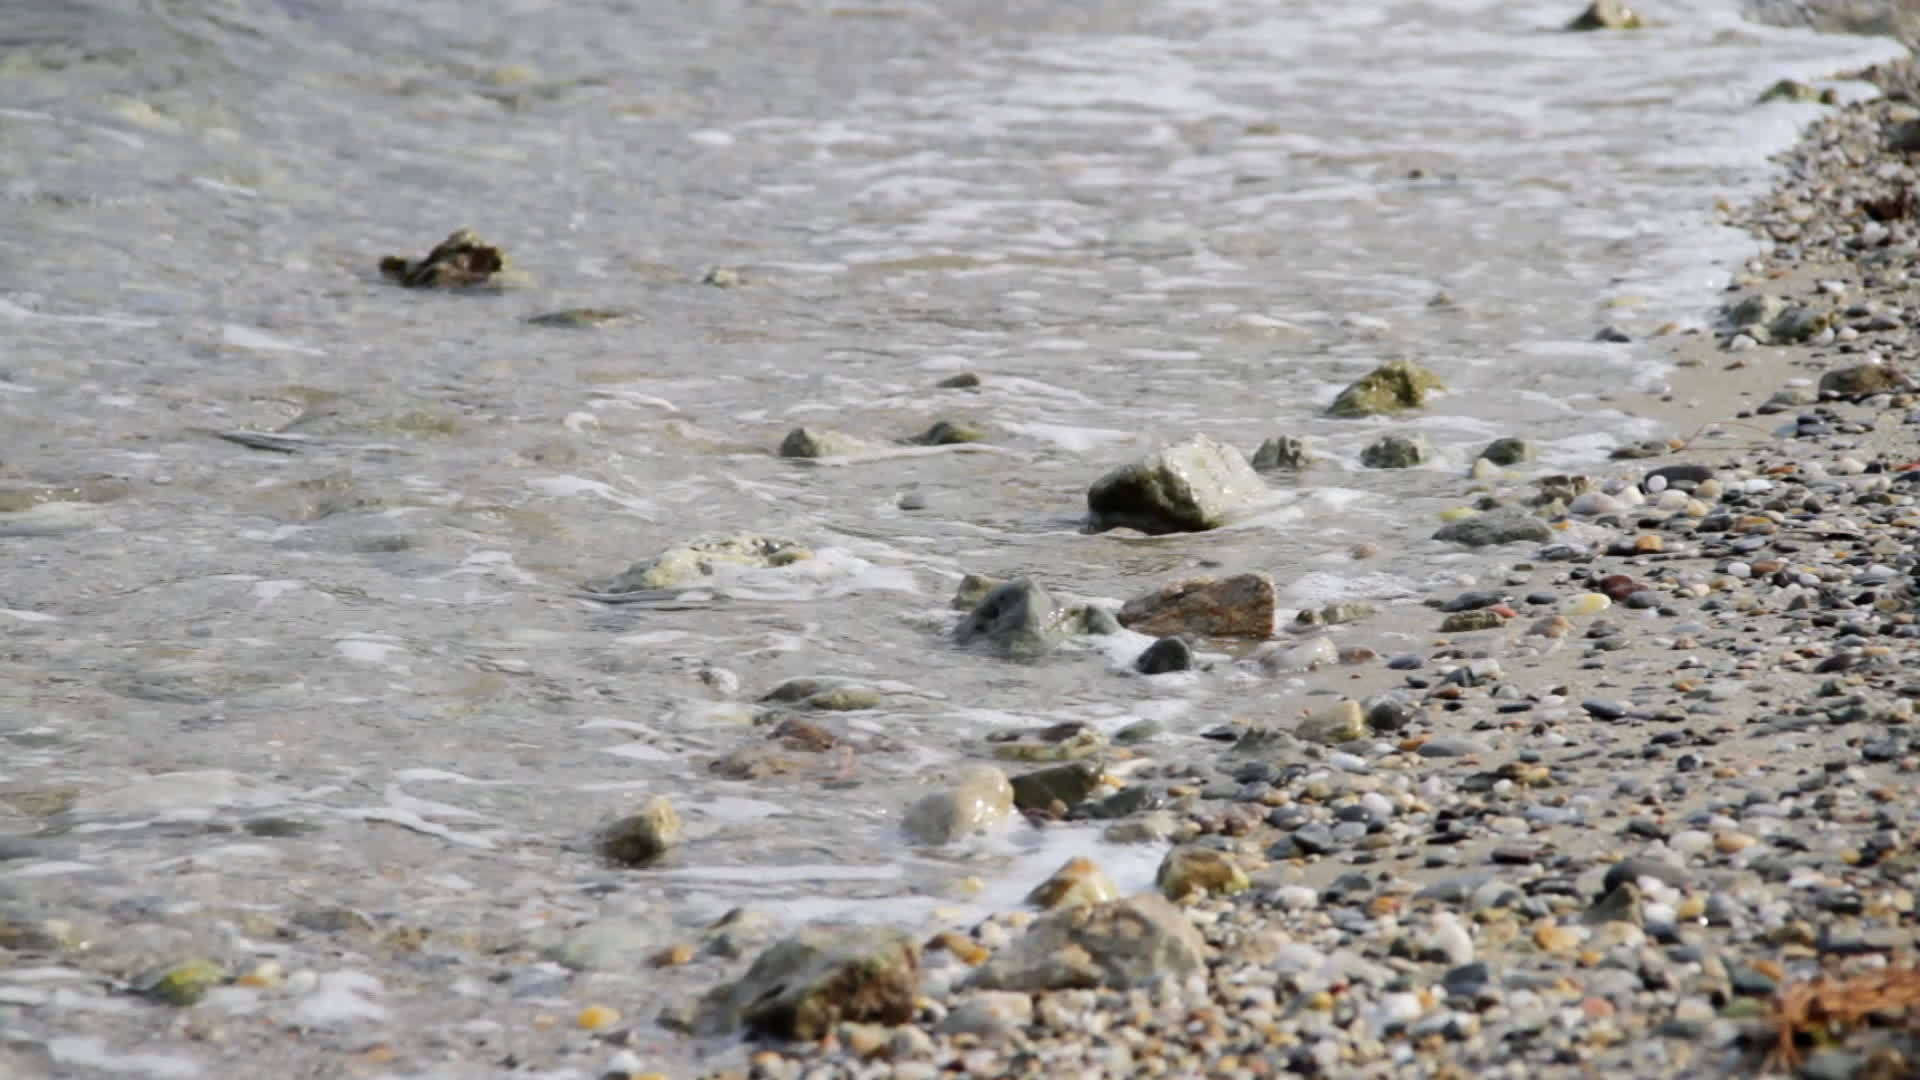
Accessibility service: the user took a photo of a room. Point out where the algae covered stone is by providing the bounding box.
[1327,359,1446,418]
[1296,700,1369,744]
[1086,435,1265,534]
[779,427,867,458]
[586,534,811,592]
[1361,432,1434,469]
[1433,507,1552,548]
[693,926,920,1038]
[139,958,227,1006]
[598,795,681,866]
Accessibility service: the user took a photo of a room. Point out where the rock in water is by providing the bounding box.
[585,534,811,592]
[1086,435,1265,534]
[1026,856,1120,911]
[1432,507,1552,547]
[1133,636,1194,674]
[955,579,1070,657]
[1250,435,1313,471]
[1360,432,1434,469]
[1477,437,1535,466]
[693,926,920,1038]
[779,427,867,458]
[598,796,681,866]
[1008,762,1105,812]
[378,228,506,288]
[964,892,1207,992]
[1117,573,1277,639]
[913,419,985,445]
[1566,0,1641,30]
[1326,359,1446,417]
[902,766,1015,844]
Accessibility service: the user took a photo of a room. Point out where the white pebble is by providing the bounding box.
[1724,562,1752,579]
[1646,475,1668,493]
[1568,492,1621,515]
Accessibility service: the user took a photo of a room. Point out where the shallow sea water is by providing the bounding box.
[0,0,1908,1073]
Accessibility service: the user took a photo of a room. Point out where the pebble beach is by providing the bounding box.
[6,3,1920,1080]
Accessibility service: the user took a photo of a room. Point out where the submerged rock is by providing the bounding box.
[954,579,1071,657]
[138,959,227,1006]
[586,534,811,592]
[902,766,1015,845]
[524,307,633,328]
[1361,432,1434,469]
[1432,507,1552,547]
[1477,437,1535,466]
[964,892,1207,992]
[913,419,985,445]
[693,926,920,1038]
[1327,359,1446,418]
[379,228,506,288]
[1133,636,1194,674]
[1250,435,1313,471]
[1086,435,1265,534]
[1118,573,1276,639]
[779,427,867,458]
[598,795,681,866]
[1566,0,1641,30]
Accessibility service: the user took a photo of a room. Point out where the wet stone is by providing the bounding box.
[1086,434,1266,534]
[598,795,681,867]
[378,228,506,288]
[1118,572,1276,639]
[1133,636,1194,674]
[1361,432,1434,469]
[1433,507,1553,547]
[1327,358,1446,417]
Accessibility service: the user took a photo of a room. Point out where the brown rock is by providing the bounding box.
[1026,857,1120,911]
[1155,846,1250,902]
[693,926,920,1039]
[1117,573,1277,639]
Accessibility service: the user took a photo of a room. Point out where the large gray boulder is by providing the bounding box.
[1087,435,1264,534]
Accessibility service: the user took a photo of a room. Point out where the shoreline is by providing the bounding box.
[674,38,1920,1080]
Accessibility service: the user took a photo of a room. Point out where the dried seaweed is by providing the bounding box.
[1762,963,1920,1072]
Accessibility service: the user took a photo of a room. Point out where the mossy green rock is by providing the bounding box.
[1478,438,1535,466]
[1567,0,1640,30]
[1440,610,1505,633]
[955,579,1069,657]
[1296,700,1369,745]
[693,926,920,1038]
[1009,761,1104,811]
[140,959,227,1006]
[779,427,867,458]
[914,419,985,445]
[1361,432,1434,469]
[1327,359,1446,418]
[1156,846,1250,901]
[598,795,681,867]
